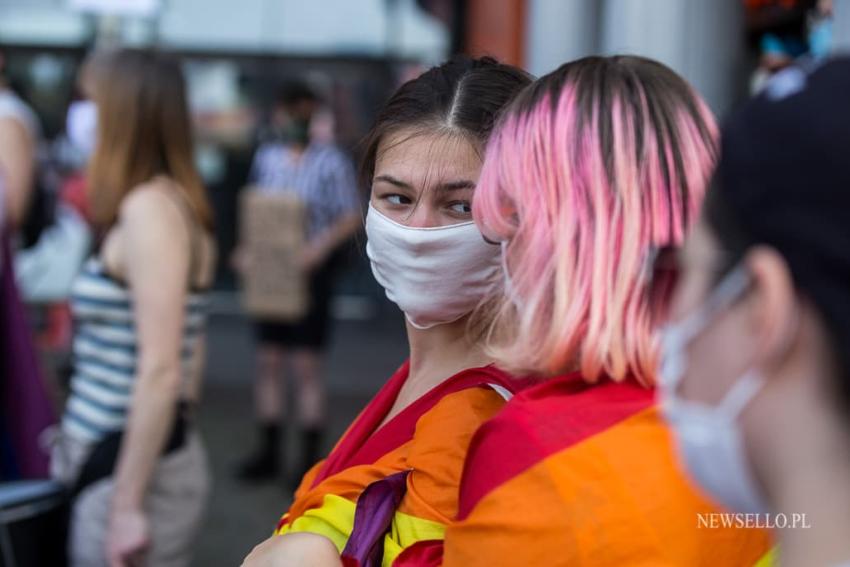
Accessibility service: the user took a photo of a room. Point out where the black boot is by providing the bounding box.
[291,427,324,487]
[235,422,282,482]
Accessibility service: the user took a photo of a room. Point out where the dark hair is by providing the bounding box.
[703,57,850,409]
[277,80,320,107]
[360,55,532,186]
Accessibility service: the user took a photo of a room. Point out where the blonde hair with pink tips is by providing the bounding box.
[474,56,718,384]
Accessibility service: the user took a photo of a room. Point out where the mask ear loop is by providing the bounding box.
[717,370,767,418]
[659,265,752,396]
[676,265,752,346]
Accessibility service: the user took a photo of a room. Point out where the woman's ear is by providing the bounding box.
[744,246,799,371]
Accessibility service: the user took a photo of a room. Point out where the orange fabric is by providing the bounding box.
[399,387,505,521]
[281,387,508,532]
[441,407,772,566]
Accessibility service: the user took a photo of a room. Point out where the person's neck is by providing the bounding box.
[755,383,850,567]
[405,316,491,392]
[289,141,309,154]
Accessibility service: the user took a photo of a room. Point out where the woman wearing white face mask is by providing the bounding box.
[658,59,850,567]
[243,56,532,567]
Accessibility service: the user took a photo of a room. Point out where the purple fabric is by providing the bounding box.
[341,470,410,567]
[1,233,55,478]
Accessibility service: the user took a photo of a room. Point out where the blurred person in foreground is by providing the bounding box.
[13,53,101,342]
[242,56,531,567]
[49,49,216,567]
[0,49,54,482]
[0,48,39,231]
[658,58,850,567]
[235,81,361,484]
[397,56,772,566]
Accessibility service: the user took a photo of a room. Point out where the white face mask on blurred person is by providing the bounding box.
[658,265,770,514]
[365,203,500,330]
[66,100,98,161]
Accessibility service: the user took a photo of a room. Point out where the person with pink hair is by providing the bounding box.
[396,56,773,566]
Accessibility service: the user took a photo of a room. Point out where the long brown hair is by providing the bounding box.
[87,49,212,230]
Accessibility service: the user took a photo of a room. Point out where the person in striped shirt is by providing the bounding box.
[235,81,361,484]
[50,49,217,567]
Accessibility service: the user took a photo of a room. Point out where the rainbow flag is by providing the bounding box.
[275,361,529,567]
[397,372,774,566]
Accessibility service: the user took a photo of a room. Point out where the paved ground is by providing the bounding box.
[192,303,408,566]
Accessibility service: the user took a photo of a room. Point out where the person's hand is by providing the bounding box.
[107,506,150,567]
[298,243,327,274]
[231,246,252,275]
[241,533,342,567]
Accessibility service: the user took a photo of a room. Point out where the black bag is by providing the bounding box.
[0,480,69,567]
[71,404,189,499]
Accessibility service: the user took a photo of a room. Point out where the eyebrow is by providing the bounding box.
[373,174,412,189]
[373,174,476,192]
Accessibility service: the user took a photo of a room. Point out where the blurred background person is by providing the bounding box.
[13,52,100,350]
[243,55,531,567]
[234,80,361,485]
[49,49,216,567]
[744,0,834,92]
[659,58,850,567]
[0,45,54,485]
[0,47,37,231]
[404,56,771,567]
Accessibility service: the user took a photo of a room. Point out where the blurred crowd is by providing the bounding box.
[1,1,849,567]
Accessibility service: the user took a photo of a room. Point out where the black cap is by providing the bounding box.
[710,56,850,384]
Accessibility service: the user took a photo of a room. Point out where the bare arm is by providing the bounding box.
[313,212,361,258]
[107,184,191,565]
[301,152,362,269]
[242,533,342,567]
[0,117,35,228]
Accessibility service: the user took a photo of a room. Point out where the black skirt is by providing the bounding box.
[254,250,341,349]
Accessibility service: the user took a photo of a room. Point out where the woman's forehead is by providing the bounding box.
[374,129,482,182]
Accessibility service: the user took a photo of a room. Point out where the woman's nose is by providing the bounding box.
[404,204,440,228]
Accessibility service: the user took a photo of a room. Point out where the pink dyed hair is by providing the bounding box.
[474,56,718,384]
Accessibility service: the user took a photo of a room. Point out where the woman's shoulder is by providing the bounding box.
[457,373,659,515]
[400,370,520,523]
[416,383,507,435]
[413,365,530,432]
[499,371,655,434]
[119,178,183,222]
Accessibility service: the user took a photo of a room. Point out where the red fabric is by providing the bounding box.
[312,362,531,488]
[60,174,91,223]
[457,372,654,519]
[393,539,444,566]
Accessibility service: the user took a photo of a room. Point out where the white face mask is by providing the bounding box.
[365,203,500,330]
[659,266,770,513]
[66,100,98,160]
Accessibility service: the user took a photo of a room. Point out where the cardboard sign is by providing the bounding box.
[239,188,308,321]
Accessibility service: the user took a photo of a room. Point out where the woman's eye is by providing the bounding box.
[386,194,412,205]
[449,201,472,214]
